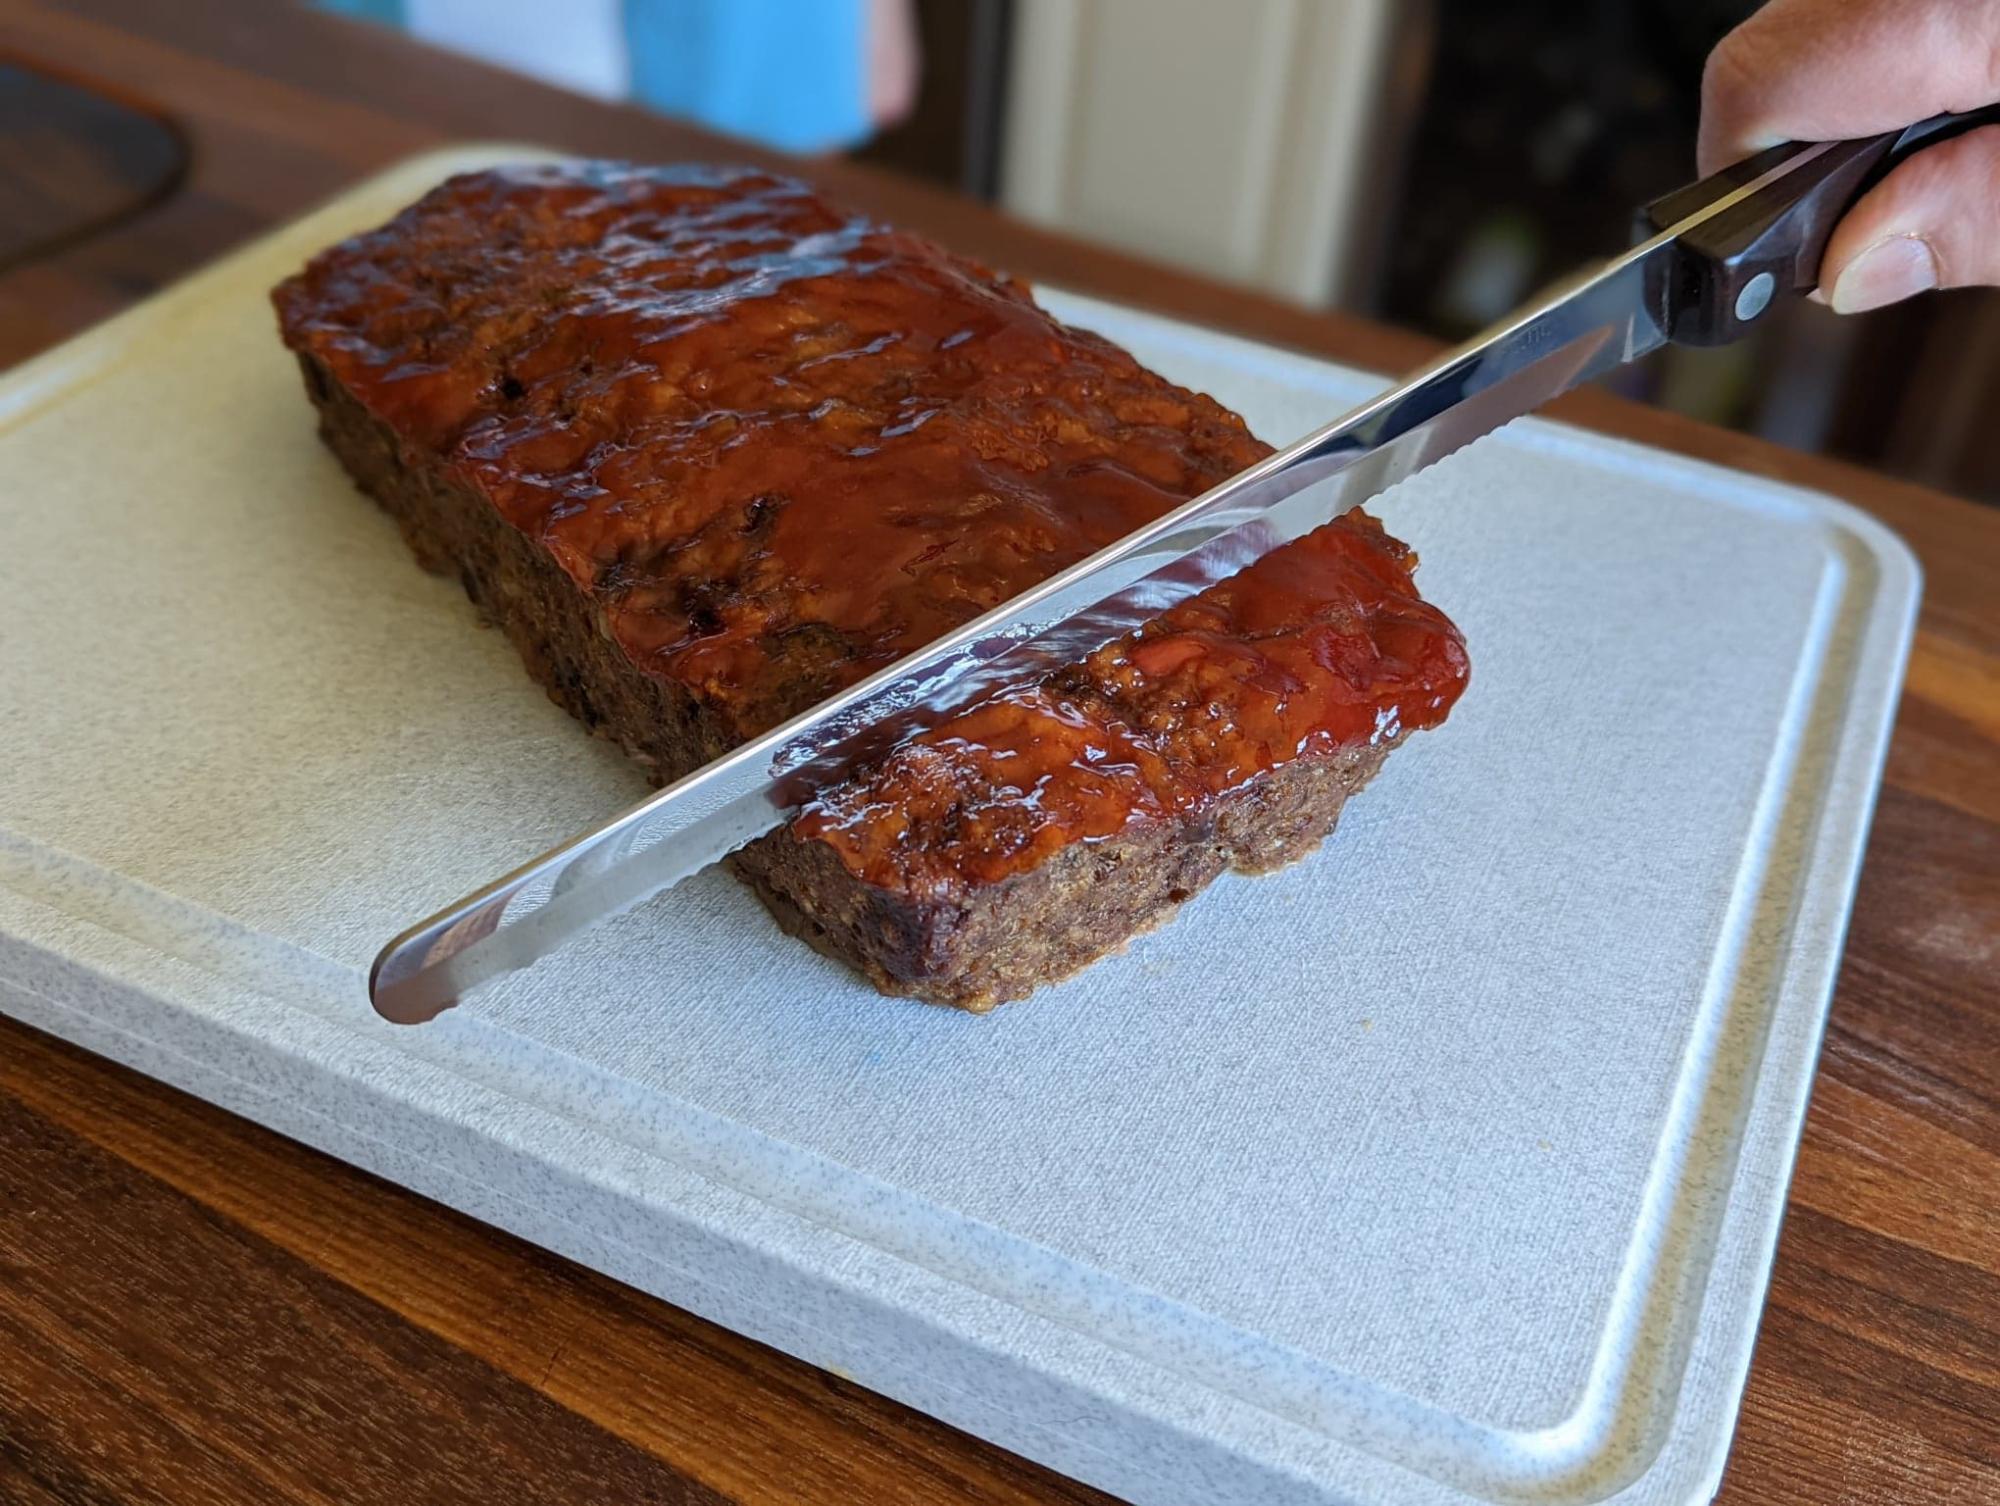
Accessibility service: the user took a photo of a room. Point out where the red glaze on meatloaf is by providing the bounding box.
[275,161,1468,1006]
[275,161,1275,742]
[795,511,1467,899]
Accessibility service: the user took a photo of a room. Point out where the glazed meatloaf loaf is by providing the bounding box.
[274,161,1469,1009]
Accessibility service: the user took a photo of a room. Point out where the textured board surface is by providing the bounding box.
[0,149,1918,1506]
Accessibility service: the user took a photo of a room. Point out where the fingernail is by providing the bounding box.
[1830,235,1939,314]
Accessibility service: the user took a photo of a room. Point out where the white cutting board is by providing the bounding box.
[0,148,1917,1506]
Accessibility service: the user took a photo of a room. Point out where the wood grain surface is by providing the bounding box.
[0,56,185,275]
[0,3,1995,1502]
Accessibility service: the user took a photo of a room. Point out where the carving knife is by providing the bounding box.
[371,107,1997,1023]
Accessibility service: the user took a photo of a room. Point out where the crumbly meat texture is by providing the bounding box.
[276,162,1469,1008]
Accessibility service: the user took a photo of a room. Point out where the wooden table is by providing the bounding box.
[2,4,1995,1502]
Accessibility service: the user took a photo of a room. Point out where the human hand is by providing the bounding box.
[1700,0,2000,311]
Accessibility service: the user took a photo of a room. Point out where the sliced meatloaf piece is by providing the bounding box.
[275,161,1468,1009]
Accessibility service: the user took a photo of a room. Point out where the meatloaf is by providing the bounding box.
[274,161,1469,1009]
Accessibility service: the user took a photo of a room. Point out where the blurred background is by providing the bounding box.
[889,0,1998,506]
[11,0,2000,504]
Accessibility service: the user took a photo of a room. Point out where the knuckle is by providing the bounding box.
[1699,31,1753,113]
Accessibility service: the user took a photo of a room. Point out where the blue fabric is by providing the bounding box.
[623,0,869,154]
[309,0,872,155]
[313,0,406,25]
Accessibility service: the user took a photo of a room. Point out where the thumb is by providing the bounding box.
[1821,124,2000,313]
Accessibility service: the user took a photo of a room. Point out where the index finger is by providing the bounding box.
[1700,0,2000,173]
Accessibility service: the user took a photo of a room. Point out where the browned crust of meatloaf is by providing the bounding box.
[302,350,1397,1009]
[299,352,738,779]
[727,741,1390,1009]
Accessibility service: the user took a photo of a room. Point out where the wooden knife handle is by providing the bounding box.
[1639,104,2000,346]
